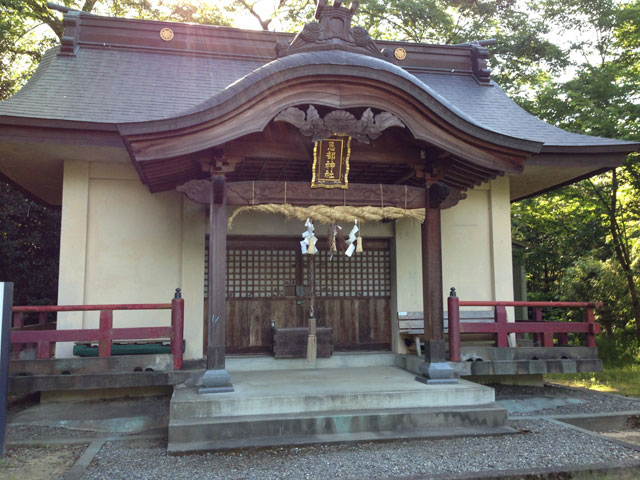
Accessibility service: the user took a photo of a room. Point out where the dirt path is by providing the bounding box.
[0,444,86,480]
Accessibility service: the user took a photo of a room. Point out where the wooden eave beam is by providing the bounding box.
[441,177,471,190]
[179,180,426,208]
[122,75,532,175]
[450,158,498,177]
[223,138,420,166]
[228,181,425,208]
[445,166,484,186]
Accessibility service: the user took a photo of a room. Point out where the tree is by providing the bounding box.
[514,0,640,343]
[0,0,233,304]
[0,0,232,100]
[511,182,610,296]
[0,181,61,306]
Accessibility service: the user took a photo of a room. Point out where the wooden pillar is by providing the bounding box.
[200,175,233,392]
[421,184,446,362]
[417,182,456,383]
[207,175,227,370]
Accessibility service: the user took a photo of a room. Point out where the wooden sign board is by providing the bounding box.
[0,282,13,458]
[311,134,351,189]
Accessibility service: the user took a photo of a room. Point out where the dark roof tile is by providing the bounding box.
[0,43,635,151]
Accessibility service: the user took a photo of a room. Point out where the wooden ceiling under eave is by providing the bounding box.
[134,121,504,196]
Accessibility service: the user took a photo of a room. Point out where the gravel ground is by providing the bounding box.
[8,383,640,479]
[7,425,106,443]
[80,419,640,480]
[495,382,640,416]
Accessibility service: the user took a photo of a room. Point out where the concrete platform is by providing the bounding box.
[168,366,511,453]
[226,351,396,371]
[10,395,170,434]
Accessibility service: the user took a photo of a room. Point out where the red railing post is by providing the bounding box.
[531,307,542,346]
[171,288,184,370]
[12,312,24,353]
[38,312,47,326]
[12,312,23,329]
[98,310,113,357]
[585,307,596,348]
[541,331,554,347]
[495,306,509,347]
[36,339,51,359]
[533,307,543,322]
[448,288,460,362]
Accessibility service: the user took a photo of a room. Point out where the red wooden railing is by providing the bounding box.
[10,289,184,369]
[447,293,601,362]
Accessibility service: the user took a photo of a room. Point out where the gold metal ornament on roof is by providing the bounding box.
[160,28,174,41]
[394,47,407,60]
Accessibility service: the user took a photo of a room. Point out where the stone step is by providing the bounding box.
[226,352,396,372]
[169,368,495,419]
[168,366,506,452]
[168,405,512,453]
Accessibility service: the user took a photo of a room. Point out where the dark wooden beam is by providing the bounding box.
[228,181,426,208]
[207,175,227,371]
[450,158,498,177]
[179,180,427,208]
[198,175,233,393]
[421,182,446,363]
[223,137,420,166]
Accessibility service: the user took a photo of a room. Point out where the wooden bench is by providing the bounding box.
[398,311,495,356]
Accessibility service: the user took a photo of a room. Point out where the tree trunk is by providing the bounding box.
[606,170,640,343]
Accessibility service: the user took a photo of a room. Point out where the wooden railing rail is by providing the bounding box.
[447,290,601,362]
[10,289,184,369]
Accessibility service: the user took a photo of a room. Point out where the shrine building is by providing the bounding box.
[1,1,638,451]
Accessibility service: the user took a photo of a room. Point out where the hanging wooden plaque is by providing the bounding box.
[311,134,351,189]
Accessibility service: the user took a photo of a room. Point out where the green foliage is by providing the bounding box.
[0,181,61,306]
[512,0,640,354]
[354,0,570,98]
[560,257,635,335]
[594,330,640,367]
[547,364,640,397]
[529,62,640,140]
[512,183,609,295]
[0,0,232,99]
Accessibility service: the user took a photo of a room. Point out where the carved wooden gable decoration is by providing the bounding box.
[274,105,405,189]
[276,0,384,59]
[274,106,405,144]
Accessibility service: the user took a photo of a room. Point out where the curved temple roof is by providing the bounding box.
[0,43,633,152]
[0,8,637,205]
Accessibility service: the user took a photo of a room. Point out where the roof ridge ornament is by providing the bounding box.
[453,38,497,85]
[276,0,383,59]
[274,105,405,144]
[47,3,84,56]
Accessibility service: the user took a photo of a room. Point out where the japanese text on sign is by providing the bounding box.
[312,134,351,189]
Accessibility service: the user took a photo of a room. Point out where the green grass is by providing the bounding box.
[545,365,640,397]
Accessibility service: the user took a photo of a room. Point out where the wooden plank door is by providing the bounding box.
[205,236,391,354]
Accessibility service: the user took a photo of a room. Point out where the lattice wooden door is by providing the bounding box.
[205,236,391,353]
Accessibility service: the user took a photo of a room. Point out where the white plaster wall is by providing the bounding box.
[56,163,513,359]
[392,177,515,352]
[56,161,205,359]
[441,187,493,302]
[394,219,424,313]
[56,161,90,357]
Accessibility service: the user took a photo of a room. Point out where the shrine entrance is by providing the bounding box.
[205,235,392,354]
